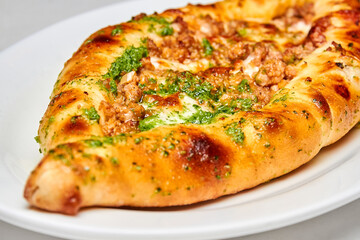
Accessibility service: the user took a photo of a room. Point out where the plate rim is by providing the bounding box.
[0,0,360,239]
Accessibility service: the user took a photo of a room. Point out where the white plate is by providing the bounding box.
[0,0,360,239]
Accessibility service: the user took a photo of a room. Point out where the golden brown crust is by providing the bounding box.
[25,0,360,214]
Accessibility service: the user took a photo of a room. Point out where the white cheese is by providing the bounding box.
[242,55,259,78]
[141,93,211,126]
[150,57,209,72]
[288,21,311,34]
[120,71,135,84]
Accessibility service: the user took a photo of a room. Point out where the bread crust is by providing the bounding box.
[25,0,360,214]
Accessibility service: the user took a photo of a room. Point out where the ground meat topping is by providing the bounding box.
[100,74,145,136]
[99,3,321,134]
[159,32,203,63]
[273,3,314,31]
[100,100,145,136]
[307,16,331,47]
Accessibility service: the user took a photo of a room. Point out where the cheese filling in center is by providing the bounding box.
[98,2,321,136]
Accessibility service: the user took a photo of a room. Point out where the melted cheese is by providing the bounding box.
[242,55,259,78]
[120,71,136,84]
[141,94,212,127]
[151,57,210,72]
[287,21,311,33]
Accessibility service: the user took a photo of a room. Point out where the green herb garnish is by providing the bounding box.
[237,28,247,37]
[134,136,145,144]
[103,46,148,80]
[135,15,171,25]
[84,139,103,148]
[111,26,123,36]
[109,79,118,96]
[159,25,174,36]
[238,79,251,93]
[110,157,119,165]
[84,107,100,122]
[186,105,215,124]
[139,114,165,132]
[34,136,41,144]
[153,72,222,102]
[202,38,214,56]
[225,122,245,144]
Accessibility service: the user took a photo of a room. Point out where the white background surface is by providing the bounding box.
[1,0,359,239]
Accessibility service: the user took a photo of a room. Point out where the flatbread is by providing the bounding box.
[25,0,360,214]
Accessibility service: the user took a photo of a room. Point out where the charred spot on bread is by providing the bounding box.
[47,90,85,117]
[347,30,360,40]
[176,131,231,181]
[62,190,82,215]
[63,116,90,135]
[50,90,81,106]
[334,84,351,100]
[310,89,332,119]
[336,9,360,25]
[91,35,116,45]
[264,116,282,132]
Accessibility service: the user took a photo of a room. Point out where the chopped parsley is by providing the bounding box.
[84,139,103,148]
[110,157,119,165]
[83,134,127,148]
[186,105,215,124]
[134,136,145,144]
[34,136,41,144]
[134,15,171,25]
[238,98,253,111]
[158,79,181,96]
[96,80,110,93]
[139,114,165,132]
[238,79,251,93]
[149,78,157,84]
[272,94,288,103]
[84,107,100,122]
[111,26,123,36]
[138,97,253,132]
[148,24,156,33]
[137,71,257,131]
[202,38,214,56]
[183,80,219,103]
[163,150,169,157]
[48,116,55,124]
[70,116,78,124]
[151,72,222,102]
[237,28,247,37]
[159,25,174,36]
[214,98,253,114]
[103,46,148,80]
[225,122,245,144]
[133,15,173,37]
[109,79,118,96]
